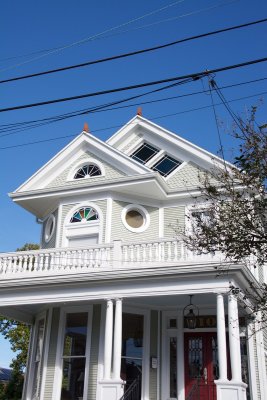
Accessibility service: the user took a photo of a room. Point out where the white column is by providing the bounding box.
[216,293,228,381]
[113,298,123,380]
[228,293,242,382]
[104,299,114,380]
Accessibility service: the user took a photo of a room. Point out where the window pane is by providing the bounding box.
[122,313,144,359]
[63,313,88,356]
[170,337,177,398]
[61,358,85,400]
[152,156,181,176]
[131,143,158,164]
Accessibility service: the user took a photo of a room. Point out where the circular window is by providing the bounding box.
[121,204,150,233]
[74,164,101,179]
[44,214,55,243]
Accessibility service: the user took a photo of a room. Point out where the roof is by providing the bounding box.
[0,367,12,381]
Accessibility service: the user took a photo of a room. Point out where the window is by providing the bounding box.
[152,155,181,177]
[74,164,101,179]
[44,214,55,243]
[131,143,159,164]
[191,210,214,230]
[61,312,89,400]
[121,204,150,233]
[70,207,99,223]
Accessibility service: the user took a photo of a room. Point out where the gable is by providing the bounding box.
[46,150,126,189]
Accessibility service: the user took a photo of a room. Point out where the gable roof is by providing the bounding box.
[107,115,230,171]
[13,130,151,193]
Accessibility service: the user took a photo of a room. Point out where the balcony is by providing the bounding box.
[0,239,258,281]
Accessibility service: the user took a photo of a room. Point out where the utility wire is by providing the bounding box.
[1,75,267,134]
[1,17,266,85]
[0,0,188,72]
[1,56,267,114]
[0,89,266,150]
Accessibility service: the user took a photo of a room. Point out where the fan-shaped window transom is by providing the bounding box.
[74,164,101,179]
[70,207,99,223]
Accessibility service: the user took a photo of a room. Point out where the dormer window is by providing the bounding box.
[74,164,101,179]
[152,155,181,177]
[70,207,99,223]
[131,143,159,164]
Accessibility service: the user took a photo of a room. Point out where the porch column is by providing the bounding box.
[113,298,122,380]
[216,293,227,380]
[228,293,242,382]
[104,299,113,380]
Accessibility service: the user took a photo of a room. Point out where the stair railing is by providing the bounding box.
[119,375,141,400]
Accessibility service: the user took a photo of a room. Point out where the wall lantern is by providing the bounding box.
[183,295,199,329]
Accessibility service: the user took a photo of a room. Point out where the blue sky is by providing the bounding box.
[1,0,267,367]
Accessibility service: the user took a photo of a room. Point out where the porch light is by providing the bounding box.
[183,295,199,329]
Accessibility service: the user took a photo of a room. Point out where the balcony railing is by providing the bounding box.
[0,239,257,279]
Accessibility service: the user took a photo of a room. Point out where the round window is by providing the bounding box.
[44,214,55,243]
[122,204,150,233]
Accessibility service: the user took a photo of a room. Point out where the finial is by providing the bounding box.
[83,122,89,133]
[137,107,142,116]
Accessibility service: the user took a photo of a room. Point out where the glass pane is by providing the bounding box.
[121,358,142,390]
[170,337,177,398]
[212,336,219,380]
[61,358,85,400]
[169,318,177,328]
[131,143,158,164]
[188,337,203,379]
[152,156,181,176]
[126,210,144,228]
[63,313,88,356]
[122,313,144,359]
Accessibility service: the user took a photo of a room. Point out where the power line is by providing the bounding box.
[0,89,266,150]
[2,17,266,85]
[0,0,188,72]
[1,75,267,134]
[1,56,267,114]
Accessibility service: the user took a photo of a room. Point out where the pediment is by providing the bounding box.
[13,131,150,193]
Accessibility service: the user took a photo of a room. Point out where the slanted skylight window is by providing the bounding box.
[74,164,101,179]
[152,155,181,177]
[131,143,159,164]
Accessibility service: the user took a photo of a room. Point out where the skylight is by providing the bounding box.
[131,143,159,164]
[152,155,181,177]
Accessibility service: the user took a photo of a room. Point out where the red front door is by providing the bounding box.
[184,333,218,400]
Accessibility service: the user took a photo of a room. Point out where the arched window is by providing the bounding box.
[70,207,99,223]
[74,164,101,179]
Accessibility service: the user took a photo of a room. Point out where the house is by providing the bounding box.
[0,113,266,400]
[0,367,12,385]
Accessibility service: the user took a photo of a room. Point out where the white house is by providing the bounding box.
[0,113,266,400]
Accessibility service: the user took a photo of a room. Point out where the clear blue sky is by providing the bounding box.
[1,0,267,367]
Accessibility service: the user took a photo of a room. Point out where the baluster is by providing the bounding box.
[71,251,77,270]
[142,244,146,263]
[148,244,153,262]
[88,249,93,268]
[130,246,134,263]
[77,250,82,269]
[136,245,140,262]
[94,249,100,268]
[28,255,33,271]
[2,257,8,274]
[18,256,23,272]
[39,254,44,271]
[33,253,38,271]
[7,257,13,273]
[154,243,159,261]
[43,254,49,271]
[65,251,71,270]
[123,246,128,265]
[106,248,111,267]
[167,242,172,261]
[22,255,28,272]
[173,241,178,261]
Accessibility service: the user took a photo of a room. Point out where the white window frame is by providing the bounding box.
[62,202,103,247]
[121,204,150,233]
[67,158,105,182]
[26,311,47,400]
[44,214,56,243]
[52,305,93,400]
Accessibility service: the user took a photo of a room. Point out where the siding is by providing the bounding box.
[166,162,216,190]
[41,210,58,249]
[43,308,60,400]
[149,311,158,400]
[59,200,107,246]
[119,132,143,153]
[87,304,101,400]
[47,151,125,189]
[111,201,159,243]
[164,206,185,238]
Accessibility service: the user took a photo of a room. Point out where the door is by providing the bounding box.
[184,333,218,400]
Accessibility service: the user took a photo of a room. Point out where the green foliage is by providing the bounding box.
[0,243,39,398]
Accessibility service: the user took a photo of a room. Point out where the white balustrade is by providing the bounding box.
[0,239,259,281]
